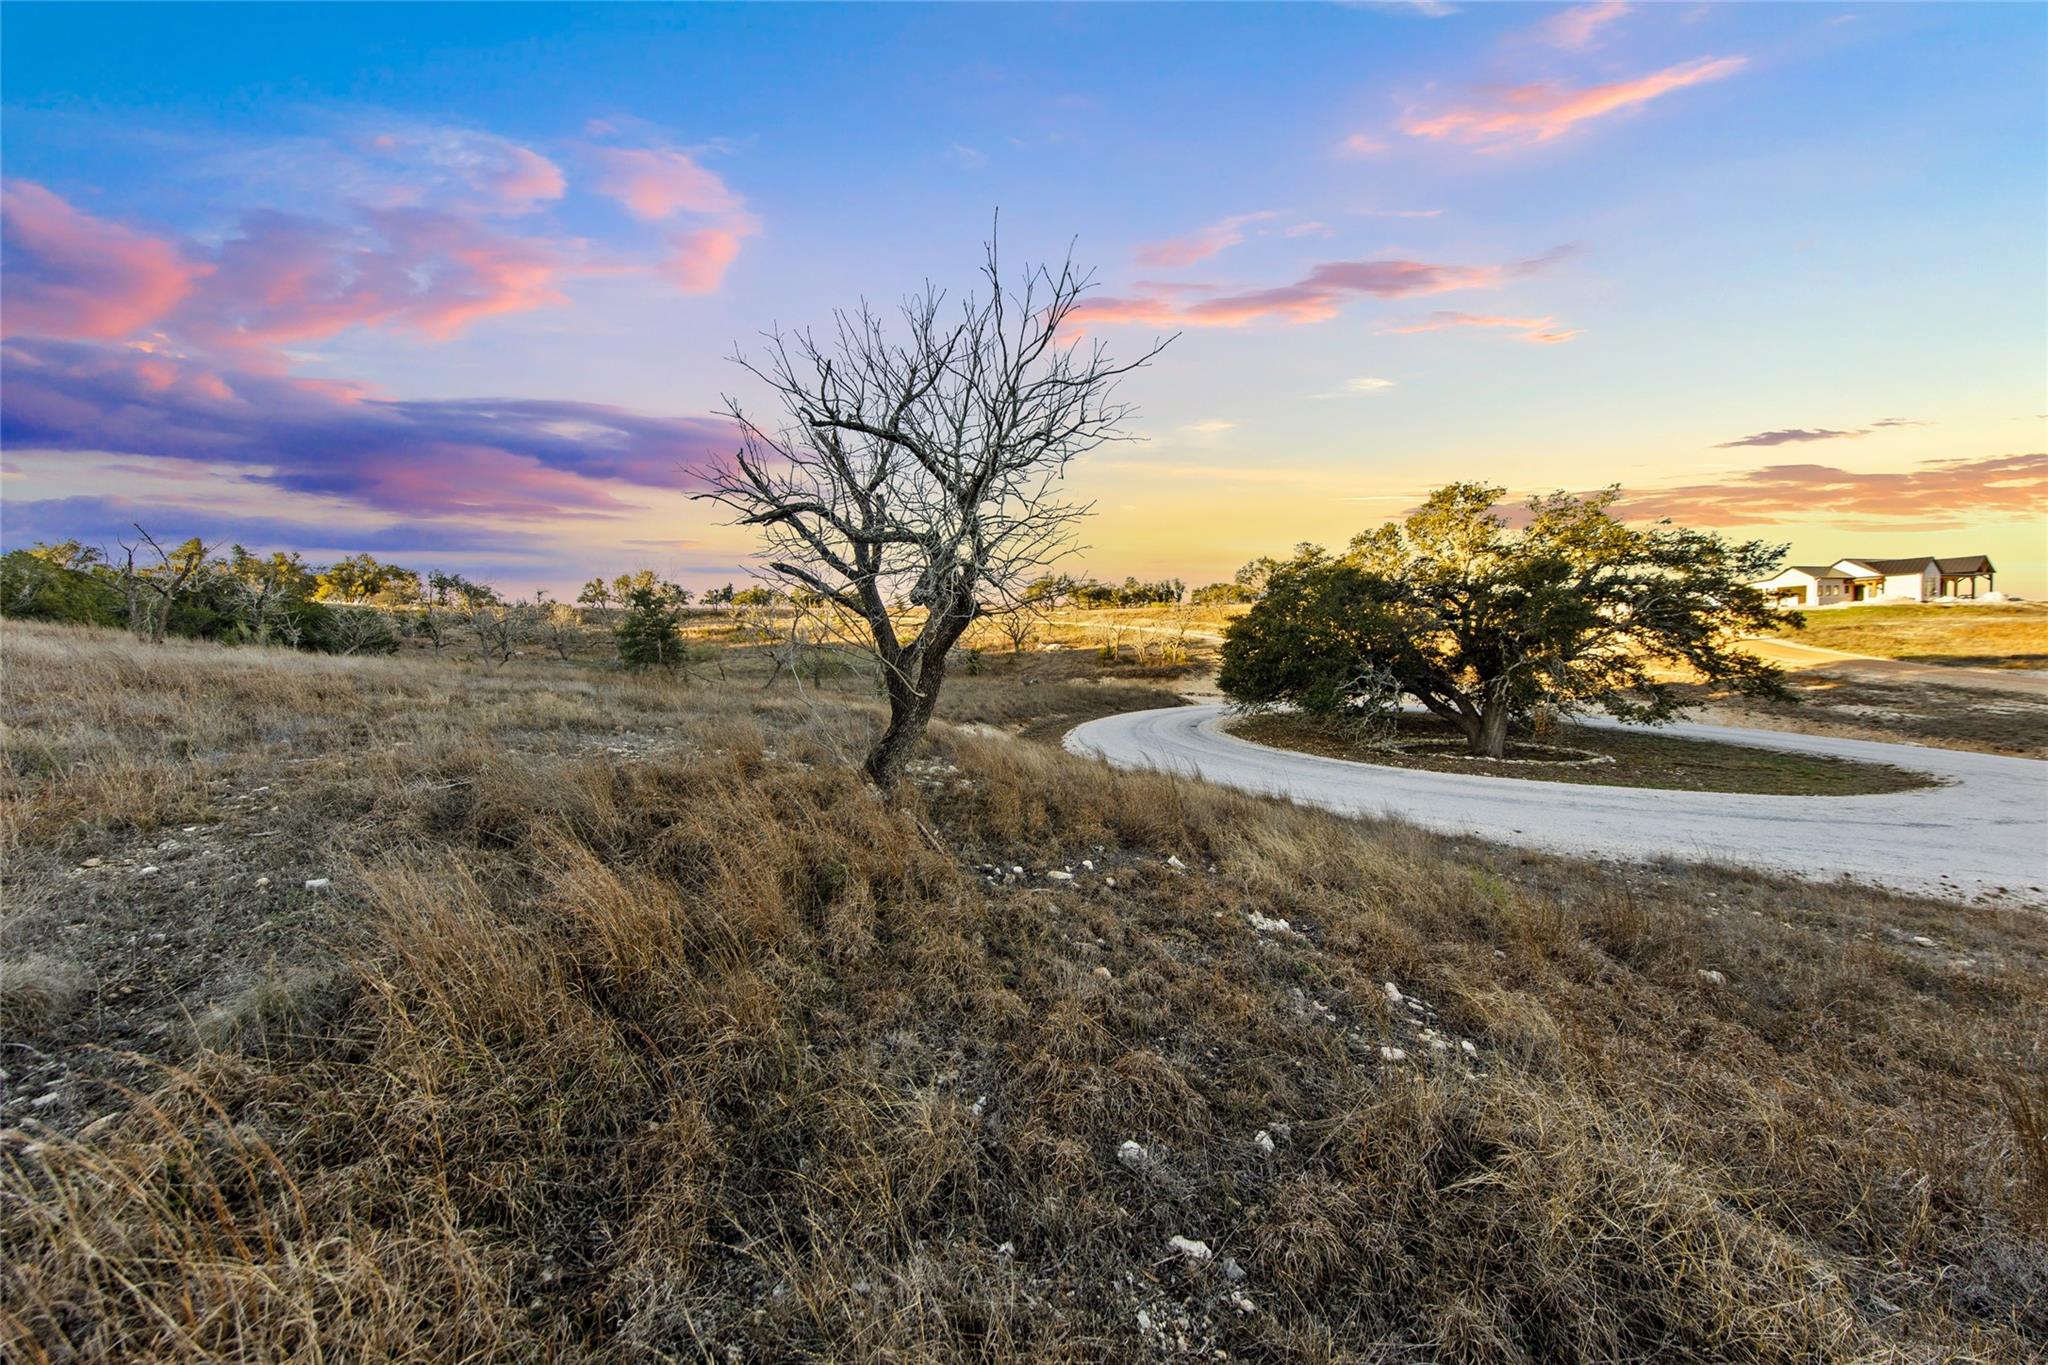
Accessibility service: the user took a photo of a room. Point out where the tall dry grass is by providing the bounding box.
[2,622,2043,1360]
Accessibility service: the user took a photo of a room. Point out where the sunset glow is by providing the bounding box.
[3,2,2043,593]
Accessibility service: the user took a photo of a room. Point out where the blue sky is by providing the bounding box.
[4,2,2043,593]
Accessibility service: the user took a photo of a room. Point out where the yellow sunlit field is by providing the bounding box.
[1773,602,2048,669]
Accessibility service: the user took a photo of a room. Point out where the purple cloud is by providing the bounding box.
[0,494,530,559]
[1714,418,1929,448]
[1714,427,1866,448]
[1,338,736,520]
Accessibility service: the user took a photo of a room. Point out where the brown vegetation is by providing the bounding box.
[2,621,2044,1361]
[1227,713,1934,795]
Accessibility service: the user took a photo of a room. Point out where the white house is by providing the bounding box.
[1753,554,1996,608]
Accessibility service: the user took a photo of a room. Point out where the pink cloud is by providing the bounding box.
[2,336,738,520]
[1071,248,1570,330]
[1611,453,2048,528]
[588,143,758,295]
[1402,55,1748,148]
[593,146,742,221]
[1382,310,1582,343]
[1134,211,1280,270]
[0,181,203,340]
[665,220,757,294]
[1537,1,1631,52]
[173,206,567,353]
[1339,133,1390,157]
[470,144,565,212]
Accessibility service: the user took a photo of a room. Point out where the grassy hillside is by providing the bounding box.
[2,623,2044,1361]
[1774,602,2048,669]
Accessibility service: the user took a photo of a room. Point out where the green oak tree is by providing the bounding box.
[1218,483,1794,758]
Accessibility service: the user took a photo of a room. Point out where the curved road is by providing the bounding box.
[1065,706,2048,907]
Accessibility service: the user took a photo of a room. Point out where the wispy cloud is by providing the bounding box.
[1072,247,1572,329]
[1715,418,1928,448]
[1135,211,1280,269]
[1535,1,1632,52]
[1381,310,1582,344]
[587,141,760,293]
[589,145,741,220]
[1715,428,1864,448]
[187,205,572,354]
[1311,376,1399,399]
[1401,55,1748,148]
[361,124,567,215]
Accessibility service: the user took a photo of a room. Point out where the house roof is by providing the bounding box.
[1831,554,1996,577]
[1760,554,1997,587]
[1843,556,1938,575]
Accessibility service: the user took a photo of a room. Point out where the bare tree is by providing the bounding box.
[462,602,529,666]
[992,576,1066,654]
[1096,614,1133,665]
[994,606,1040,654]
[697,236,1169,788]
[324,606,396,656]
[115,525,214,644]
[411,605,456,651]
[534,594,589,661]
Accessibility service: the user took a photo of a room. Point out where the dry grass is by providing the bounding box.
[0,952,90,1034]
[2,621,2045,1361]
[1774,603,2048,669]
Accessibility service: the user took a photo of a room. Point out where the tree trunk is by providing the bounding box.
[1473,704,1512,758]
[863,597,972,791]
[865,654,945,789]
[1469,677,1514,758]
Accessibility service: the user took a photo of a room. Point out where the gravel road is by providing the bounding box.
[1065,705,2048,907]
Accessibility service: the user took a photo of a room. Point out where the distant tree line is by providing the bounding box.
[0,531,735,672]
[1024,574,1188,608]
[2,535,405,654]
[1016,559,1298,610]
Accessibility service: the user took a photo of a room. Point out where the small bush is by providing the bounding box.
[195,965,356,1054]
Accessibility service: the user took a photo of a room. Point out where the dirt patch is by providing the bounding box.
[1226,712,1937,795]
[1679,675,2048,757]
